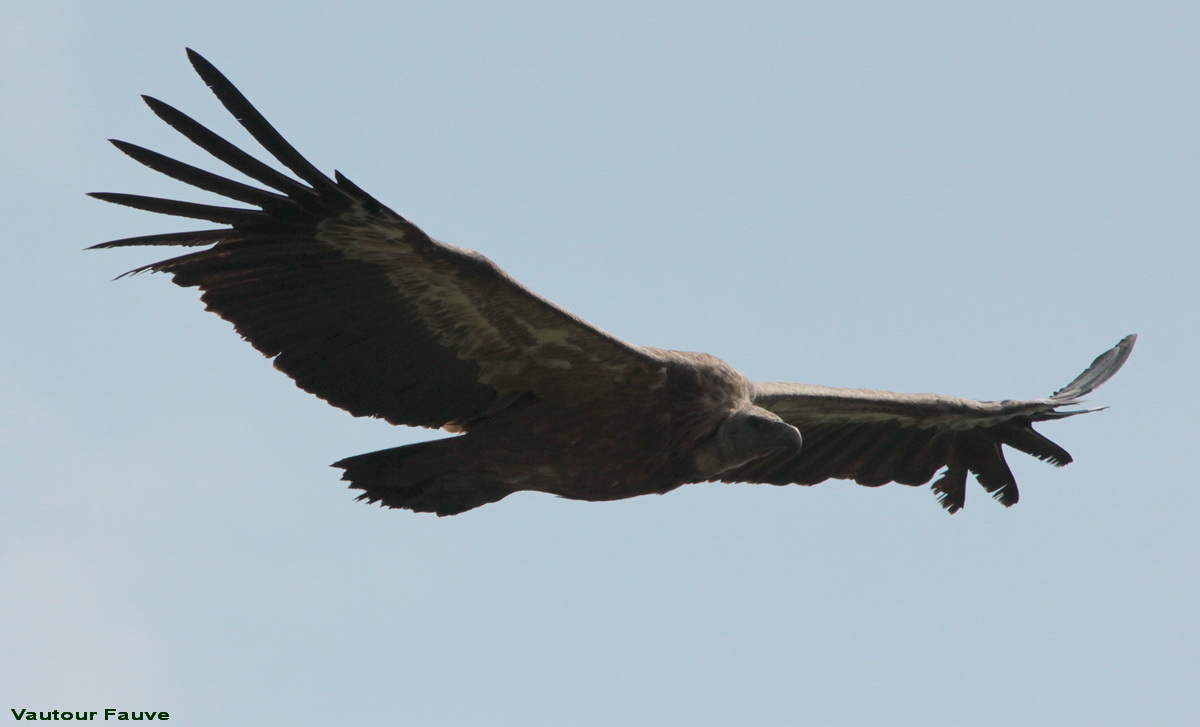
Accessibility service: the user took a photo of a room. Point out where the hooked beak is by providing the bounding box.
[771,421,803,452]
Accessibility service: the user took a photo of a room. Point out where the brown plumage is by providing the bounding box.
[91,50,1135,515]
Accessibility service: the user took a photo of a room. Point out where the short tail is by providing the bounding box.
[333,438,513,516]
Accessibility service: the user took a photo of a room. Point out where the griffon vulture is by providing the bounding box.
[91,50,1135,516]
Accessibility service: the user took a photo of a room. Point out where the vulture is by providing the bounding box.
[91,50,1136,516]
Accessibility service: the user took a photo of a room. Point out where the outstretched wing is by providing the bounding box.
[723,335,1135,512]
[90,49,665,429]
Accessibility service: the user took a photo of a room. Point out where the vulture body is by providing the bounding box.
[92,50,1135,515]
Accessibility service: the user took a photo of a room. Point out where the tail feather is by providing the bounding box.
[333,439,512,516]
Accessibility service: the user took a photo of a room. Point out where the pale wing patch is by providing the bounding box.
[318,212,626,390]
[318,214,518,372]
[515,320,578,349]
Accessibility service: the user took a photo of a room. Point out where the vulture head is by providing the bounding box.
[695,407,804,478]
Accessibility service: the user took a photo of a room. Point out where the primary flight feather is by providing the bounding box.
[92,50,1135,515]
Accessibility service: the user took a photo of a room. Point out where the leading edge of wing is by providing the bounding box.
[751,335,1136,427]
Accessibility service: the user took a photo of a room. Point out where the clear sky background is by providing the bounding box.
[2,2,1196,725]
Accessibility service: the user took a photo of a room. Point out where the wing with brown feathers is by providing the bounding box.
[90,49,665,429]
[723,335,1135,512]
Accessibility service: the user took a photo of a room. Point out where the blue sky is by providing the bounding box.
[2,2,1197,725]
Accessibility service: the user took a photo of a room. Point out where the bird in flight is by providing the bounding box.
[91,50,1135,516]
